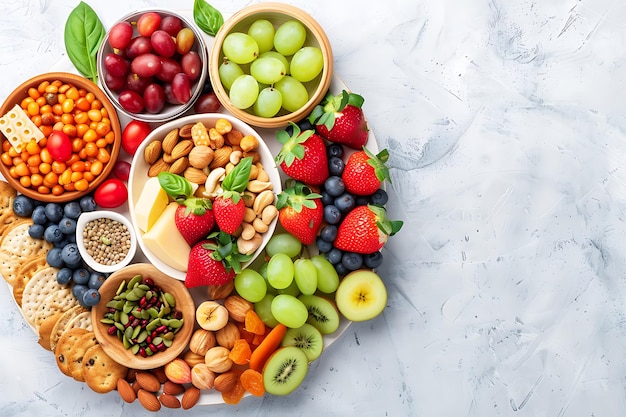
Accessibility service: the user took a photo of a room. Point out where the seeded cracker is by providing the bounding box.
[34,288,79,328]
[55,327,88,377]
[49,305,89,352]
[0,220,53,286]
[20,266,62,328]
[82,344,128,393]
[68,332,99,382]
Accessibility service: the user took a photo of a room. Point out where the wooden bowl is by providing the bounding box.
[209,3,333,129]
[0,72,121,203]
[91,263,195,370]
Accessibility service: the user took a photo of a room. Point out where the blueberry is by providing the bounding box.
[82,288,101,307]
[334,193,355,213]
[334,262,348,276]
[328,156,344,176]
[66,233,76,243]
[44,203,64,223]
[61,243,81,265]
[316,237,333,253]
[65,258,84,270]
[341,252,363,271]
[325,247,343,264]
[323,205,342,224]
[320,225,338,242]
[79,195,97,212]
[54,238,71,248]
[321,191,334,206]
[323,176,345,197]
[44,224,63,243]
[72,284,89,304]
[46,247,65,268]
[13,195,34,217]
[72,268,90,285]
[364,251,384,269]
[297,118,314,132]
[28,224,44,239]
[63,201,82,219]
[201,79,213,94]
[58,217,77,235]
[370,189,388,206]
[88,272,107,290]
[32,206,47,225]
[327,143,344,159]
[56,267,74,285]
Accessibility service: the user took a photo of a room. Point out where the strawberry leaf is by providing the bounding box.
[363,147,391,183]
[206,231,253,274]
[275,122,314,167]
[182,197,211,216]
[369,204,403,236]
[276,181,321,212]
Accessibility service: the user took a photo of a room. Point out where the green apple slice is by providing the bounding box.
[335,270,388,321]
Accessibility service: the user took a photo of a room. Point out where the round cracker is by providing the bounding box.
[33,288,79,328]
[55,327,89,377]
[49,305,89,352]
[20,266,62,328]
[68,332,99,382]
[11,255,48,306]
[82,344,128,393]
[37,312,63,351]
[67,310,93,332]
[0,220,52,286]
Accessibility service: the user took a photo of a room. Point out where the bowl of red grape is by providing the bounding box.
[209,2,333,129]
[97,9,209,123]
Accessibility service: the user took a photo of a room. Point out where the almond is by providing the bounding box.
[137,389,161,412]
[225,129,243,146]
[135,371,161,393]
[116,378,136,403]
[179,123,194,139]
[188,145,214,169]
[143,141,162,165]
[148,158,170,177]
[207,280,235,300]
[216,321,240,349]
[213,371,238,393]
[162,128,180,154]
[162,380,185,396]
[224,295,253,322]
[168,157,188,175]
[209,146,233,169]
[159,393,181,409]
[171,139,194,160]
[151,366,168,384]
[183,166,208,184]
[181,386,201,410]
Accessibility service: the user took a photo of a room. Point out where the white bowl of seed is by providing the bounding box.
[76,210,137,274]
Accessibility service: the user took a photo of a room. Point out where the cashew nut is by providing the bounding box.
[252,217,269,234]
[237,233,263,255]
[244,207,256,223]
[241,222,256,240]
[203,167,226,195]
[253,189,275,216]
[247,180,273,193]
[261,204,278,225]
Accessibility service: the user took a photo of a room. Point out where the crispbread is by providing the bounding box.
[55,327,88,377]
[68,331,99,382]
[0,220,52,286]
[82,344,128,393]
[33,287,79,328]
[12,255,49,306]
[49,305,89,352]
[67,310,93,332]
[20,265,62,328]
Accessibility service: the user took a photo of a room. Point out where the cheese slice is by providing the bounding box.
[0,105,44,152]
[142,202,190,272]
[134,177,169,233]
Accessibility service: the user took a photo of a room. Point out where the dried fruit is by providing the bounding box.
[191,363,216,390]
[224,295,253,322]
[216,321,240,349]
[189,328,216,356]
[164,358,192,384]
[204,346,234,373]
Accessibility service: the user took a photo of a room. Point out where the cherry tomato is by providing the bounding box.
[122,120,151,156]
[94,178,128,208]
[112,160,131,181]
[47,131,73,162]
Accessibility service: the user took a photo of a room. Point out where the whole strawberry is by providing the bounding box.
[309,90,368,149]
[342,147,391,196]
[276,181,324,245]
[185,232,253,288]
[213,157,253,234]
[334,205,403,254]
[174,197,214,246]
[275,122,329,186]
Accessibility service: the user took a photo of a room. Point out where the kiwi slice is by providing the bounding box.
[263,346,309,396]
[282,323,324,362]
[297,294,340,335]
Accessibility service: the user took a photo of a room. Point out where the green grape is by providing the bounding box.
[253,87,283,118]
[293,258,318,295]
[266,233,302,258]
[222,32,259,64]
[259,51,290,74]
[276,278,301,297]
[267,253,294,289]
[229,74,259,109]
[254,293,279,327]
[218,60,244,90]
[250,56,286,84]
[247,19,275,54]
[290,46,323,82]
[310,254,339,293]
[234,268,267,303]
[271,294,308,328]
[274,20,307,56]
[275,76,308,112]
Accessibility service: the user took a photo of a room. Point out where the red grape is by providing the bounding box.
[194,92,221,113]
[108,21,133,50]
[136,12,161,37]
[151,30,176,58]
[104,72,125,91]
[126,36,152,59]
[131,53,162,78]
[143,83,165,113]
[118,90,144,113]
[160,16,183,36]
[126,73,153,94]
[156,57,182,82]
[181,51,202,81]
[171,73,191,104]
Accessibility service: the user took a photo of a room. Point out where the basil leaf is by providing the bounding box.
[222,157,252,193]
[157,172,193,201]
[64,1,105,82]
[193,0,224,36]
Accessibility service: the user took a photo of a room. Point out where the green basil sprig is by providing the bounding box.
[221,156,252,193]
[157,172,193,202]
[193,0,224,36]
[64,1,105,82]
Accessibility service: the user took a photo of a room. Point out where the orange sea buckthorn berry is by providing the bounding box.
[51,161,66,174]
[19,176,32,188]
[74,111,89,125]
[76,123,89,138]
[89,160,103,176]
[62,124,77,138]
[83,129,98,143]
[1,152,12,166]
[97,148,110,164]
[37,185,50,194]
[76,97,91,112]
[35,96,47,107]
[39,162,51,175]
[62,98,74,113]
[74,178,89,191]
[43,172,58,187]
[70,171,83,183]
[82,171,95,182]
[91,99,103,110]
[52,184,64,195]
[87,109,102,122]
[31,173,43,187]
[37,81,50,93]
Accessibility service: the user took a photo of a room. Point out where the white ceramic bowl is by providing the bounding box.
[76,210,137,273]
[128,113,281,281]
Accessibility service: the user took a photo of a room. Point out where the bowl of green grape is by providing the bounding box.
[209,2,333,129]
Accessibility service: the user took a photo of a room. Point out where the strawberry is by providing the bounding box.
[276,181,324,245]
[275,122,329,186]
[342,147,391,196]
[174,197,214,246]
[309,90,368,149]
[213,157,253,234]
[334,205,403,254]
[185,232,253,288]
